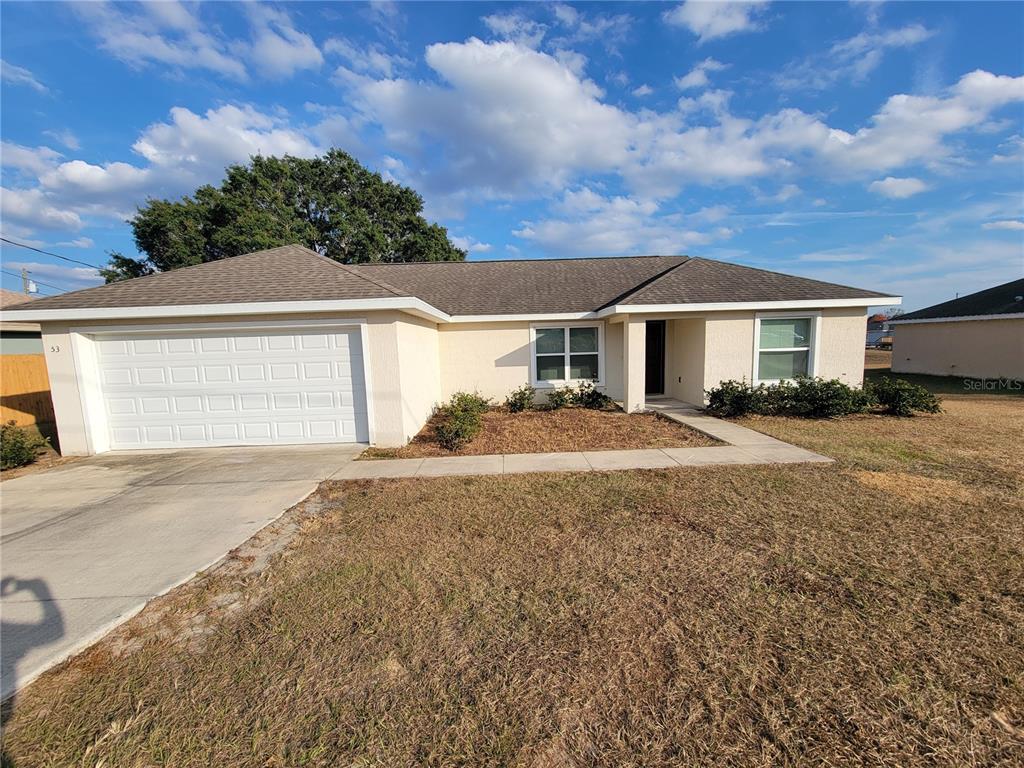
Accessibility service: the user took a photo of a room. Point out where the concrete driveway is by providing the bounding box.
[0,443,360,700]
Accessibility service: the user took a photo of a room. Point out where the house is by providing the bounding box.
[0,289,57,441]
[7,245,899,455]
[866,317,891,348]
[889,278,1024,380]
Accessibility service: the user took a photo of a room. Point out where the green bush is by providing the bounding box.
[867,377,942,417]
[434,392,490,451]
[1,421,48,470]
[505,384,535,413]
[545,385,574,410]
[766,377,874,419]
[435,410,482,451]
[570,381,612,410]
[705,380,766,417]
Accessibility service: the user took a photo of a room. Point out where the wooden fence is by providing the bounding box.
[1,354,56,434]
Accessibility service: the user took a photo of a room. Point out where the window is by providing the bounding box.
[532,325,602,385]
[755,316,814,381]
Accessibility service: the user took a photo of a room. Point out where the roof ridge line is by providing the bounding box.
[359,254,686,266]
[294,246,409,299]
[599,257,694,309]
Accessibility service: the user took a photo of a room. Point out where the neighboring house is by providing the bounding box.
[8,245,899,455]
[866,319,890,347]
[889,278,1024,380]
[0,289,57,439]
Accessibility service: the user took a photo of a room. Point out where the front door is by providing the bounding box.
[645,320,666,395]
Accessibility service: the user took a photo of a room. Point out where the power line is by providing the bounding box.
[0,237,104,270]
[0,268,62,294]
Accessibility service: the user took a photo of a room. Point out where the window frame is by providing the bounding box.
[529,321,605,388]
[752,311,822,384]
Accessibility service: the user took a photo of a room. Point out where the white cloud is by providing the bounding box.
[632,84,653,97]
[351,39,633,196]
[0,187,82,232]
[663,1,769,43]
[982,220,1024,231]
[482,11,546,48]
[42,129,80,151]
[450,235,494,253]
[776,24,934,91]
[514,187,732,256]
[324,38,410,78]
[244,5,323,79]
[869,176,928,198]
[1,59,47,93]
[992,134,1024,164]
[73,1,247,79]
[761,183,801,203]
[674,57,727,90]
[57,237,95,249]
[1,142,62,176]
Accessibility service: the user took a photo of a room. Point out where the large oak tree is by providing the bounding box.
[101,150,465,282]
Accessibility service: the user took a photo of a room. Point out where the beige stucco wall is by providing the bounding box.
[892,318,1024,379]
[816,307,869,387]
[39,310,424,454]
[665,317,706,404]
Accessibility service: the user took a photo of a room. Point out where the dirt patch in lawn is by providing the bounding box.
[3,397,1022,767]
[361,406,717,459]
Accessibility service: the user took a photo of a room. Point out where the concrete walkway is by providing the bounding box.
[336,400,830,480]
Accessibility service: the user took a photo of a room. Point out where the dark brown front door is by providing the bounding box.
[645,320,666,395]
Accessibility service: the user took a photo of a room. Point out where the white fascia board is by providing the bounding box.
[443,312,597,324]
[598,297,902,316]
[889,312,1024,325]
[12,297,451,324]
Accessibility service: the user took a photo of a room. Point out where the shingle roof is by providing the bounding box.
[6,244,895,317]
[896,278,1024,321]
[8,245,399,310]
[352,256,686,314]
[619,258,892,305]
[0,288,36,308]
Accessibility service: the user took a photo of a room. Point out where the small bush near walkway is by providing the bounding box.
[706,377,940,419]
[1,421,48,470]
[435,392,491,451]
[543,381,612,411]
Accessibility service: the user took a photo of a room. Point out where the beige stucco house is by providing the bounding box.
[890,278,1024,380]
[7,245,899,455]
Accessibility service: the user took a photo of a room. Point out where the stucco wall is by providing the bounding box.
[39,310,412,454]
[817,307,868,387]
[394,315,441,440]
[665,318,706,404]
[892,318,1024,379]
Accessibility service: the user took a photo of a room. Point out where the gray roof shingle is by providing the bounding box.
[7,245,895,317]
[896,278,1024,321]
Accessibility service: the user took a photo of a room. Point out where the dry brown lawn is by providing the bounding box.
[361,406,715,459]
[2,395,1022,767]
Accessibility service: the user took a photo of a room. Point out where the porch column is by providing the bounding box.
[622,315,646,413]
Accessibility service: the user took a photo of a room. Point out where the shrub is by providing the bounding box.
[705,380,765,417]
[434,392,490,451]
[448,391,490,417]
[767,377,874,419]
[435,410,481,451]
[706,377,872,419]
[867,377,942,417]
[1,421,48,470]
[570,381,612,410]
[545,386,574,410]
[505,384,535,413]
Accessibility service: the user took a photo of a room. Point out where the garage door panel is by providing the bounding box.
[96,326,369,449]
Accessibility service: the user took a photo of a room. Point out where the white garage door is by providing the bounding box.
[94,326,369,449]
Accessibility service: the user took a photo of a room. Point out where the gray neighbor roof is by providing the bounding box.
[9,244,893,316]
[896,278,1024,321]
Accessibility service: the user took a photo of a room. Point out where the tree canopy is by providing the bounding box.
[101,150,465,282]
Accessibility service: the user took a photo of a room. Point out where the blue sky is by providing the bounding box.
[2,1,1022,312]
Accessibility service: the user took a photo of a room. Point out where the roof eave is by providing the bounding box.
[600,296,902,317]
[889,311,1024,325]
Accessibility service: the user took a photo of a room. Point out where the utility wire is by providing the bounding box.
[1,268,65,293]
[0,237,104,270]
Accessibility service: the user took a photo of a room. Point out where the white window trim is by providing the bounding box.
[529,321,605,388]
[752,311,822,384]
